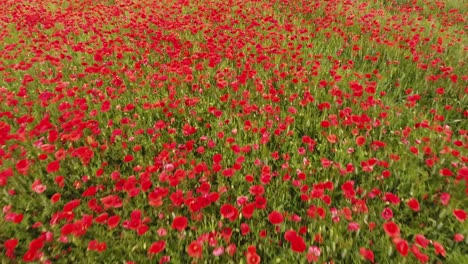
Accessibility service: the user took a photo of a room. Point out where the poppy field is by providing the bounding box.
[0,0,467,263]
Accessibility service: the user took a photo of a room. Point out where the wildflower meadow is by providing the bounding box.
[0,0,467,263]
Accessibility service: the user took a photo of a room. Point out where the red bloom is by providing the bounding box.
[61,223,74,236]
[411,245,429,263]
[241,223,250,236]
[359,247,375,263]
[381,207,393,220]
[88,240,106,252]
[383,222,400,237]
[95,213,108,223]
[453,209,466,222]
[22,250,37,262]
[268,211,284,225]
[148,241,166,255]
[290,235,306,253]
[348,222,360,231]
[172,216,188,231]
[384,192,400,204]
[96,242,106,252]
[220,227,233,243]
[220,204,239,222]
[28,237,45,252]
[284,230,306,253]
[284,230,298,242]
[414,234,429,248]
[249,185,265,196]
[82,186,97,197]
[107,215,120,229]
[432,241,446,257]
[454,233,464,242]
[222,168,234,177]
[440,193,450,205]
[124,155,134,163]
[63,199,81,212]
[407,198,420,212]
[254,196,267,209]
[341,180,355,198]
[246,251,261,264]
[51,193,61,204]
[31,179,46,194]
[16,159,30,174]
[187,241,203,258]
[226,243,237,256]
[356,136,366,146]
[213,153,223,163]
[393,238,409,256]
[4,239,18,251]
[47,160,60,173]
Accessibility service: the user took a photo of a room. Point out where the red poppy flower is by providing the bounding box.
[220,227,233,243]
[47,160,60,173]
[220,204,239,222]
[392,238,409,256]
[440,193,450,205]
[384,192,400,204]
[433,241,446,257]
[4,238,18,251]
[96,241,106,252]
[254,196,267,209]
[249,185,265,196]
[359,247,375,263]
[348,222,360,231]
[107,215,120,229]
[124,155,134,163]
[88,240,99,251]
[290,235,306,253]
[82,186,97,197]
[187,241,203,258]
[454,233,464,242]
[148,240,166,255]
[411,245,429,263]
[63,199,81,212]
[4,238,19,258]
[240,223,250,236]
[414,234,429,248]
[28,237,44,252]
[16,159,30,174]
[407,198,420,212]
[268,211,284,225]
[242,203,255,219]
[31,179,47,194]
[137,225,149,236]
[284,230,306,252]
[95,213,108,223]
[213,153,223,163]
[356,136,366,146]
[381,208,393,220]
[222,168,234,177]
[383,222,400,237]
[284,230,298,242]
[341,180,355,198]
[453,209,466,222]
[22,250,37,262]
[172,216,188,231]
[246,251,261,264]
[226,243,237,256]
